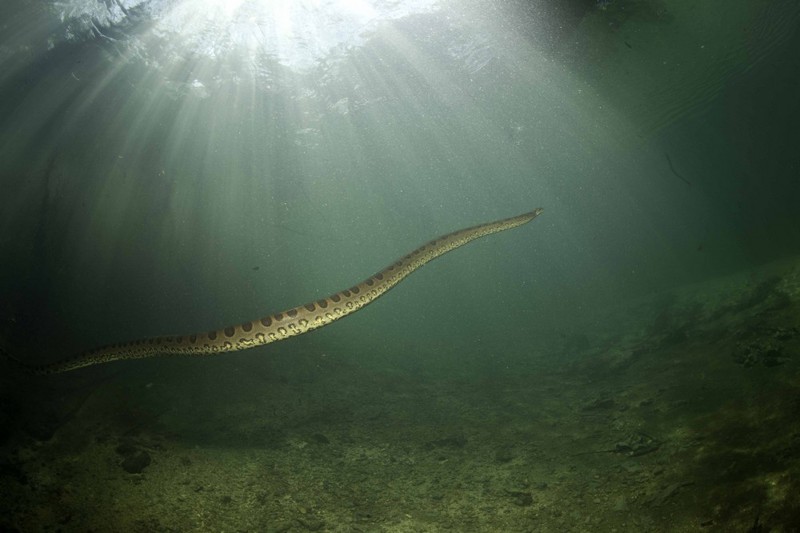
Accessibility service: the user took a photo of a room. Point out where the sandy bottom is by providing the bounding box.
[1,259,799,532]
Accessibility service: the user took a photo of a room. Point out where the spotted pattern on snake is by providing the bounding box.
[1,208,543,375]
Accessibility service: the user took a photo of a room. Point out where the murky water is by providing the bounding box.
[1,1,799,530]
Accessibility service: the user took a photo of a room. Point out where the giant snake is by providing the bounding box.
[1,208,543,375]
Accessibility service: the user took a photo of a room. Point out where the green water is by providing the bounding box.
[1,0,795,366]
[1,1,799,531]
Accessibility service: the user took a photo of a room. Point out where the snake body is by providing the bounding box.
[2,208,542,375]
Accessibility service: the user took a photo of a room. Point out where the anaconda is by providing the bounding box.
[1,208,543,374]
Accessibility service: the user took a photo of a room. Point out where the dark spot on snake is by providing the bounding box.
[331,294,341,302]
[287,309,298,318]
[375,273,384,280]
[317,299,328,309]
[351,286,360,294]
[366,279,374,286]
[342,289,351,297]
[175,336,183,344]
[224,327,235,337]
[260,317,272,327]
[242,321,253,332]
[304,303,316,312]
[274,313,283,321]
[189,335,197,343]
[208,331,217,341]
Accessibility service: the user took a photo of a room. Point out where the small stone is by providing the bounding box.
[425,435,467,449]
[297,517,325,531]
[612,496,628,511]
[310,433,330,445]
[495,445,514,463]
[583,398,616,411]
[121,450,151,474]
[507,491,533,507]
[266,520,293,533]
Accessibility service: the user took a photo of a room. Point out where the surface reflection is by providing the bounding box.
[53,0,438,70]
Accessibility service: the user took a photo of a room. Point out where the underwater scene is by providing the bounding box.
[1,0,799,531]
